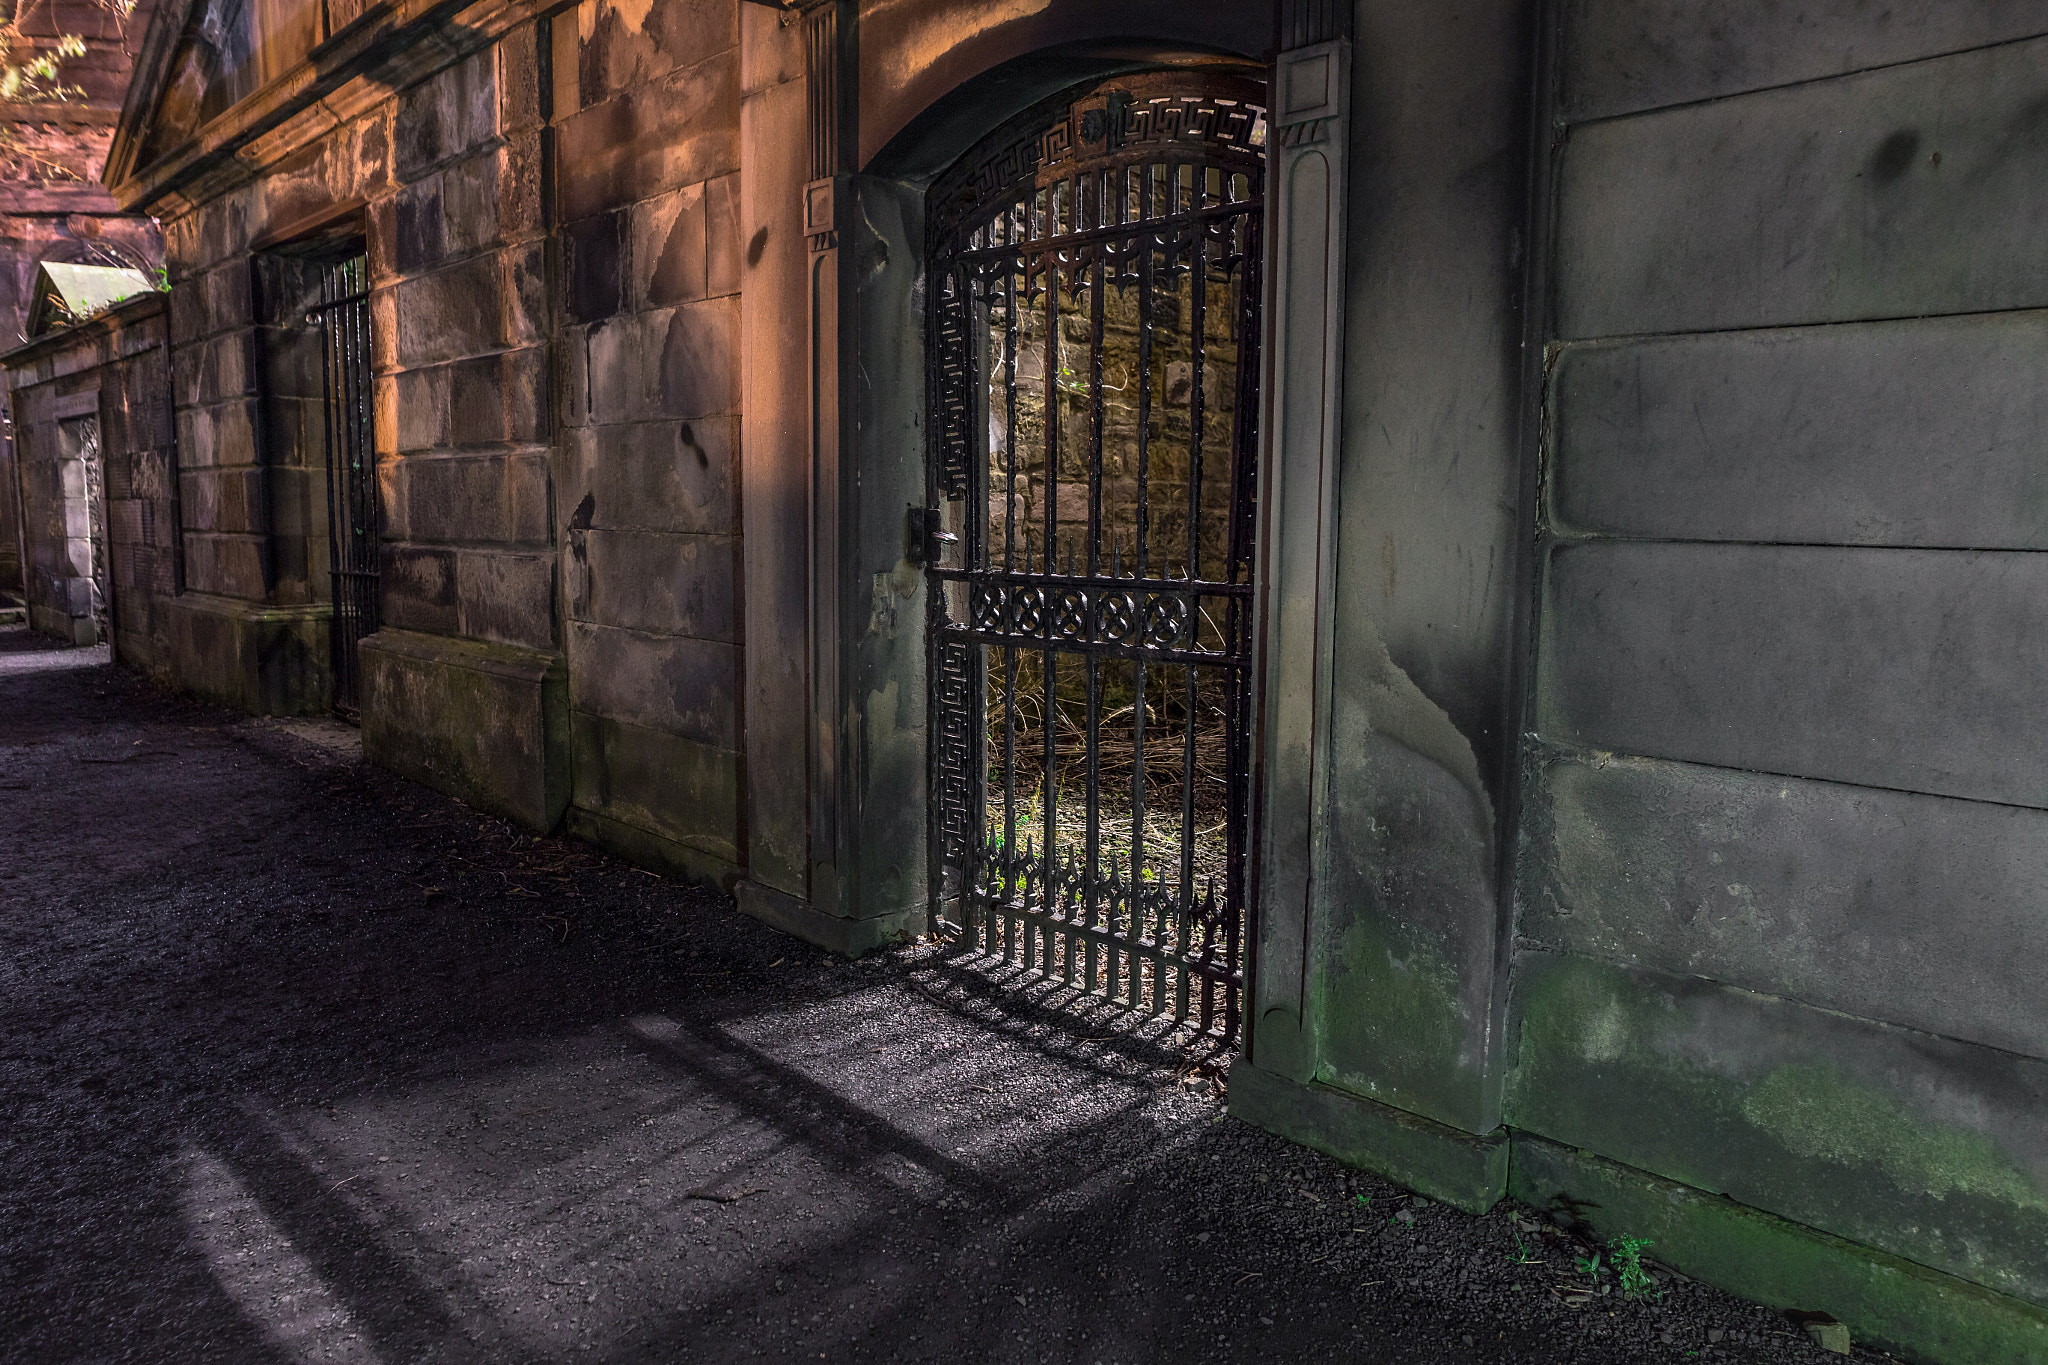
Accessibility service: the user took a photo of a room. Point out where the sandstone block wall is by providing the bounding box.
[550,0,744,881]
[6,295,177,671]
[1516,0,2048,1313]
[379,35,553,652]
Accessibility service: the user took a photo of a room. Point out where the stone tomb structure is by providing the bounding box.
[6,284,174,657]
[0,0,162,598]
[4,1,2036,1360]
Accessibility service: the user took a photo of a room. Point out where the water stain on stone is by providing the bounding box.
[1868,129,1920,184]
[570,493,596,530]
[679,423,708,468]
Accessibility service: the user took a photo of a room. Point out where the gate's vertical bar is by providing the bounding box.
[1037,182,1062,980]
[1222,196,1265,1046]
[1174,162,1210,1025]
[1082,168,1108,998]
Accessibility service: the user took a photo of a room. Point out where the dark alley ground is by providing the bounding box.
[0,624,1896,1364]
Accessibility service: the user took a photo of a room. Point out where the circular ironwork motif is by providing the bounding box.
[1051,588,1090,640]
[971,583,1006,631]
[1143,593,1190,648]
[1096,591,1139,643]
[1012,587,1048,634]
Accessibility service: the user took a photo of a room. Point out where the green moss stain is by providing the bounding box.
[1317,914,1478,1127]
[1510,1137,2048,1365]
[1742,1064,2048,1216]
[1508,953,2048,1306]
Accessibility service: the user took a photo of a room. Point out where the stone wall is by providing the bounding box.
[0,0,161,595]
[1515,0,2048,1327]
[550,0,744,882]
[4,292,177,669]
[358,32,571,829]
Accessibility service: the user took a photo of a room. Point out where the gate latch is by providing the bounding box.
[907,507,957,565]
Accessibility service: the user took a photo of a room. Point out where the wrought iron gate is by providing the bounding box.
[312,252,377,721]
[925,73,1267,1044]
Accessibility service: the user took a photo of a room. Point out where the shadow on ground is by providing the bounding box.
[0,627,1884,1364]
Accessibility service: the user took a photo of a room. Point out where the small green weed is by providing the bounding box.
[1572,1247,1603,1277]
[1609,1236,1659,1300]
[1507,1232,1544,1266]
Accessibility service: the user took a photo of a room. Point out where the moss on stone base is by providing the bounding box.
[1511,1136,2048,1365]
[1229,1058,1508,1213]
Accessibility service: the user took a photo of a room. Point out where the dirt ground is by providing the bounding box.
[0,624,1897,1364]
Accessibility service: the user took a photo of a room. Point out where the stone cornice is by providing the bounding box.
[105,0,575,217]
[0,288,166,377]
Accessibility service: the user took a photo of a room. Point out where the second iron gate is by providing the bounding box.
[924,72,1268,1045]
[310,251,377,721]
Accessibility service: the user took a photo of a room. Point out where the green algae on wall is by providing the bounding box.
[1741,1064,2048,1218]
[1506,951,2048,1307]
[1316,912,1485,1130]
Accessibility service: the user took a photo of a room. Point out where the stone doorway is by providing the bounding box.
[922,72,1269,1044]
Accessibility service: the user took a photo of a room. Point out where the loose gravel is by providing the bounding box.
[0,624,1901,1364]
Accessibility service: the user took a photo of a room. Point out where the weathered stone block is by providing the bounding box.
[441,150,505,258]
[394,365,449,451]
[1559,37,2048,337]
[1506,951,2048,1308]
[568,709,739,867]
[182,533,267,599]
[496,22,543,136]
[658,295,738,418]
[560,324,590,428]
[452,347,547,447]
[394,248,543,365]
[1510,1137,2048,1365]
[176,395,258,472]
[360,627,568,832]
[1521,747,2048,1061]
[1560,0,2048,123]
[567,528,737,640]
[394,173,446,273]
[180,467,264,534]
[565,620,738,749]
[705,172,740,296]
[174,331,253,407]
[399,451,551,545]
[632,181,705,309]
[165,593,329,715]
[1230,1060,1507,1213]
[584,312,651,422]
[455,548,553,651]
[381,544,459,634]
[498,130,544,242]
[559,415,734,535]
[577,0,737,107]
[394,46,500,181]
[1540,542,2048,807]
[1552,312,2048,548]
[556,51,740,223]
[563,209,625,322]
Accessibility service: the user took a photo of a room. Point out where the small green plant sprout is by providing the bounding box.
[1608,1236,1659,1300]
[1507,1232,1544,1266]
[1353,1192,1371,1209]
[1573,1246,1604,1278]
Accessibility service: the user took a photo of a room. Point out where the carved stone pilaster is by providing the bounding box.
[1248,7,1352,1081]
[804,0,850,913]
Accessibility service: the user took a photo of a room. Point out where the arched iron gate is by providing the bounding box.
[924,72,1268,1044]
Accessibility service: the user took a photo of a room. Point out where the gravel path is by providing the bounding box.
[0,624,1899,1364]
